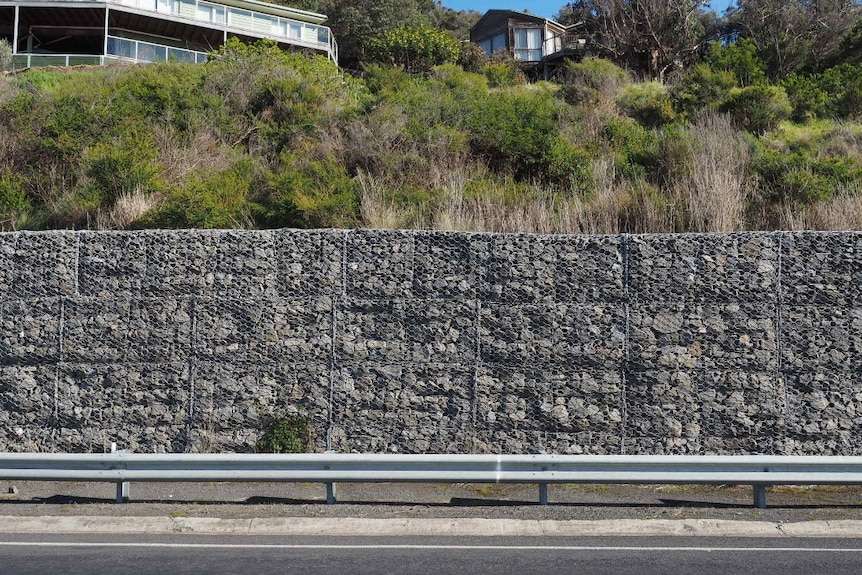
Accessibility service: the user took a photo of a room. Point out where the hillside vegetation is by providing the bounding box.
[1,30,861,233]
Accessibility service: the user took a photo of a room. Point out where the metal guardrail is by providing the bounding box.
[2,453,862,508]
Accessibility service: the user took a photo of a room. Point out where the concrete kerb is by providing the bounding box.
[1,516,861,538]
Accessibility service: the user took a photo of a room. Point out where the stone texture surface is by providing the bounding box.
[0,229,859,455]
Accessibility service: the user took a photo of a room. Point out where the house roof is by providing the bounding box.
[470,9,567,33]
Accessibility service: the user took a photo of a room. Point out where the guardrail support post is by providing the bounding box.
[539,483,549,506]
[753,485,767,509]
[116,481,129,504]
[326,482,336,504]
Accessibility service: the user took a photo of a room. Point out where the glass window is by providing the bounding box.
[513,28,542,61]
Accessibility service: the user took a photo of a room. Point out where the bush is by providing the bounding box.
[721,85,792,135]
[602,117,659,179]
[468,90,561,180]
[366,25,461,75]
[703,39,767,87]
[458,42,487,73]
[144,163,254,228]
[259,147,359,228]
[673,63,737,117]
[557,57,629,106]
[255,412,310,453]
[481,50,526,88]
[0,39,12,72]
[783,74,830,121]
[0,169,35,231]
[616,82,676,128]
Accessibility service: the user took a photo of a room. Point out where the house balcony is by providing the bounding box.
[1,0,338,67]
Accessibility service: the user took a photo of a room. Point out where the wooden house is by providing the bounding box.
[469,9,585,78]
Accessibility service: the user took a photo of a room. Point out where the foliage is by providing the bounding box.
[468,89,561,181]
[616,82,676,128]
[703,38,767,87]
[783,63,862,121]
[258,145,358,228]
[0,39,12,72]
[481,51,527,88]
[721,85,792,135]
[143,163,254,229]
[0,169,35,231]
[728,0,862,79]
[672,63,737,116]
[557,0,716,80]
[602,117,659,179]
[255,412,311,454]
[366,25,461,75]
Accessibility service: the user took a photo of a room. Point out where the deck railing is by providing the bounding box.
[108,0,337,62]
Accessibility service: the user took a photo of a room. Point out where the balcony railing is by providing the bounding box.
[543,31,586,59]
[106,35,209,63]
[11,36,208,68]
[108,0,337,62]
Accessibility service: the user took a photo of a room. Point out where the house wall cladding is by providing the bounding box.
[0,228,860,455]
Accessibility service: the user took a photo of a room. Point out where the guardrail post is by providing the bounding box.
[326,482,336,504]
[753,485,767,509]
[539,483,549,506]
[111,443,130,503]
[116,481,130,504]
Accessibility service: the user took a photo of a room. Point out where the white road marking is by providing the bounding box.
[0,542,860,552]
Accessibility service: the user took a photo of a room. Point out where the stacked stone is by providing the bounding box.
[780,232,862,455]
[626,233,782,454]
[0,228,860,456]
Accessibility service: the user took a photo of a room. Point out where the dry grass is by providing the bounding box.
[675,113,750,232]
[93,186,159,229]
[152,121,234,185]
[357,171,412,229]
[780,183,862,231]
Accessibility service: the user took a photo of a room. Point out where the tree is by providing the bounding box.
[556,1,717,81]
[366,25,461,75]
[319,0,437,68]
[728,0,862,79]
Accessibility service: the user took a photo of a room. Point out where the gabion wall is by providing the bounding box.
[0,229,859,455]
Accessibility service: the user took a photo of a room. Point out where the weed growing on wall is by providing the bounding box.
[255,412,311,454]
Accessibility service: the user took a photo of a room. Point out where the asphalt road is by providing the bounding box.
[1,534,861,575]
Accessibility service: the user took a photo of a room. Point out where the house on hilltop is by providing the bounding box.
[0,0,337,69]
[469,9,585,79]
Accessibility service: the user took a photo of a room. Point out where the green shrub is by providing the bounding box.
[822,64,862,119]
[366,25,461,75]
[602,117,659,179]
[0,169,35,231]
[458,42,487,73]
[751,142,862,207]
[468,90,561,180]
[259,147,359,228]
[0,39,12,72]
[482,50,527,88]
[255,412,310,453]
[783,74,830,121]
[144,163,254,228]
[703,39,767,87]
[561,57,629,96]
[721,85,792,135]
[673,63,737,116]
[616,82,676,128]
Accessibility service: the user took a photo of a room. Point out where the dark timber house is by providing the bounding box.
[0,0,337,69]
[469,9,585,79]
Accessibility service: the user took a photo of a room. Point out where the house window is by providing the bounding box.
[479,32,506,57]
[197,3,224,24]
[513,28,542,61]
